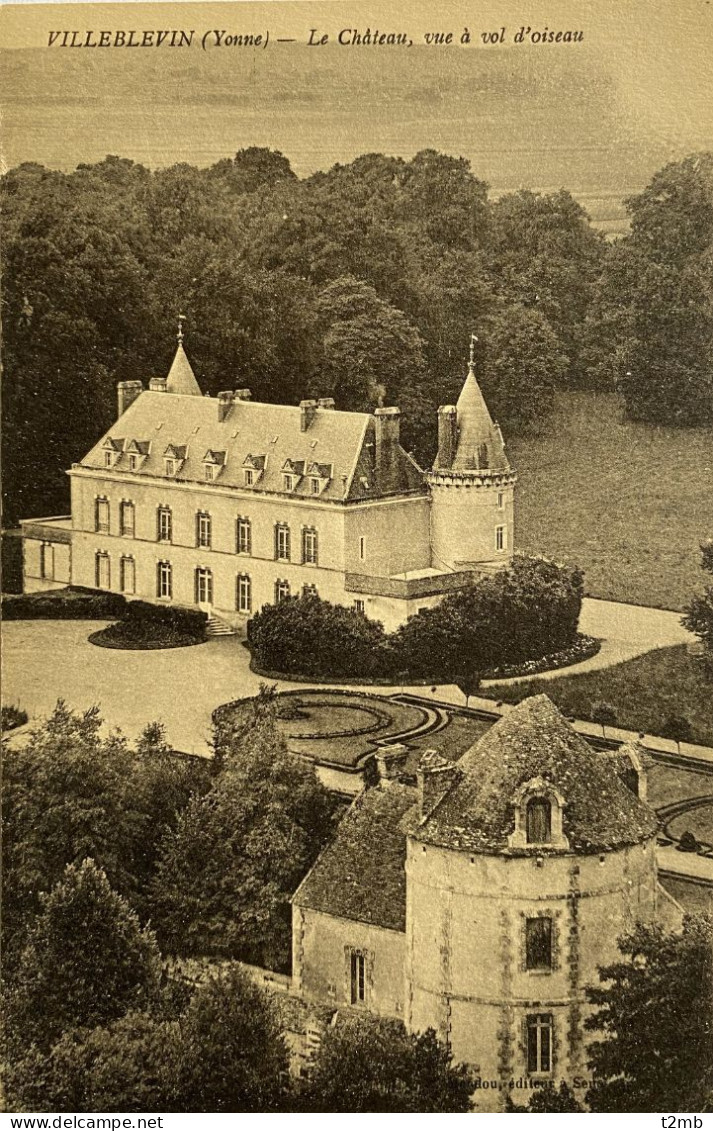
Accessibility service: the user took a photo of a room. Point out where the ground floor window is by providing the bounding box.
[350,951,366,1004]
[526,1013,553,1074]
[40,542,55,581]
[157,560,172,599]
[353,599,365,614]
[195,567,213,606]
[95,551,110,590]
[120,556,136,595]
[303,583,318,599]
[237,573,252,614]
[275,578,290,603]
[496,524,507,552]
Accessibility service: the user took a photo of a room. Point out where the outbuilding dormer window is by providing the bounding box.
[508,777,569,851]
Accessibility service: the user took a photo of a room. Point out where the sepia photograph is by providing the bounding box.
[1,0,712,1116]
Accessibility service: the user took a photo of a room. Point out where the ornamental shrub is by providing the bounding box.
[247,557,584,682]
[2,587,126,620]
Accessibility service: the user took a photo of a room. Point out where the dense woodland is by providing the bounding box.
[2,148,712,525]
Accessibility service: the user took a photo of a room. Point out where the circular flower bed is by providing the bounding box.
[482,634,601,681]
[89,621,206,651]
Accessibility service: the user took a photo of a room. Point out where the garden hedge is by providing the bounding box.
[248,555,585,682]
[2,587,127,620]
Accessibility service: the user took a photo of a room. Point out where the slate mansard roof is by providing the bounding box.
[80,386,426,503]
[293,783,418,933]
[415,695,660,855]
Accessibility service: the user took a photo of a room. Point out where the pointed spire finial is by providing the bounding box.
[469,332,478,371]
[177,314,186,344]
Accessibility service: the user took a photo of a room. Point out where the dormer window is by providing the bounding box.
[125,440,149,472]
[243,454,265,487]
[102,438,123,468]
[508,777,569,851]
[163,444,187,478]
[307,461,332,496]
[282,459,305,493]
[526,798,552,844]
[310,477,321,495]
[283,473,296,492]
[203,450,226,482]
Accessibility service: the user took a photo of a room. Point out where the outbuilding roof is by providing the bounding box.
[293,783,417,933]
[415,695,659,854]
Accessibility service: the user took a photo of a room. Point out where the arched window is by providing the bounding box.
[526,797,552,844]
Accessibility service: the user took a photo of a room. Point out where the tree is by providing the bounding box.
[478,302,568,429]
[299,1014,474,1112]
[585,915,713,1112]
[2,701,140,960]
[151,686,337,969]
[682,540,713,659]
[2,860,160,1057]
[170,967,288,1112]
[590,701,618,738]
[660,714,694,754]
[507,1081,584,1112]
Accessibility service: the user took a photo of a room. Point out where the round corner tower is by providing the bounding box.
[426,352,517,575]
[404,696,662,1112]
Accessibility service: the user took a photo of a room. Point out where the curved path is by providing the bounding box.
[0,596,701,757]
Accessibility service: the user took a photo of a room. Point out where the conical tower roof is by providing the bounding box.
[451,362,509,472]
[414,695,659,854]
[166,341,202,397]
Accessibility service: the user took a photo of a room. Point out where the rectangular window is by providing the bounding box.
[359,536,366,562]
[350,952,366,1004]
[526,1014,553,1074]
[40,542,55,581]
[120,501,135,537]
[497,491,505,510]
[196,512,212,549]
[354,599,365,615]
[275,523,291,562]
[204,463,216,482]
[302,527,318,565]
[195,567,213,606]
[95,552,110,590]
[120,556,136,595]
[165,458,177,477]
[525,918,553,971]
[303,583,318,598]
[274,579,290,603]
[157,506,172,544]
[157,560,172,600]
[104,450,113,468]
[496,524,506,552]
[310,477,321,495]
[237,574,252,614]
[95,497,110,534]
[128,453,139,472]
[236,518,252,556]
[283,473,296,492]
[244,468,255,487]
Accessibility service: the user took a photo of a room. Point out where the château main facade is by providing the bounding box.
[21,333,516,631]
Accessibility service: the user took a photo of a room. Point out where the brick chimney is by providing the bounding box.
[149,377,167,393]
[300,399,318,432]
[375,743,409,786]
[318,397,336,411]
[374,406,402,489]
[217,391,233,423]
[417,750,461,821]
[234,388,252,401]
[436,405,458,469]
[117,380,143,418]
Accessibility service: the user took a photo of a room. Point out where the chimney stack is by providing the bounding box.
[374,406,402,488]
[300,399,318,432]
[374,743,409,786]
[149,377,167,393]
[436,405,458,469]
[317,397,335,411]
[217,391,233,423]
[117,380,143,419]
[417,750,461,821]
[234,389,252,401]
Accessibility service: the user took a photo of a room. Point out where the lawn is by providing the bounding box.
[509,391,712,611]
[484,645,713,747]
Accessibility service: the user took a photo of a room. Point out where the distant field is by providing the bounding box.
[509,392,713,611]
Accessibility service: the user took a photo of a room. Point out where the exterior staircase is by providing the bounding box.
[206,614,236,638]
